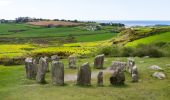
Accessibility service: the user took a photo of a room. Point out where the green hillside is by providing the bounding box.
[0,23,116,43]
[126,32,170,47]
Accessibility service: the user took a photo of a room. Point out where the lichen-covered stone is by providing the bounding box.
[25,57,36,79]
[36,58,47,83]
[109,61,127,71]
[51,55,59,61]
[127,58,135,74]
[77,62,91,85]
[131,65,138,82]
[110,69,125,85]
[44,56,50,72]
[51,61,64,85]
[68,55,77,69]
[152,72,166,79]
[97,71,103,86]
[94,54,104,69]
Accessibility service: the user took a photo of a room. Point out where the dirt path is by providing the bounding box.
[65,68,113,82]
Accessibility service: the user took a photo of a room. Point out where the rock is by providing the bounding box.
[149,65,162,70]
[116,69,125,84]
[131,65,138,82]
[152,72,166,79]
[77,62,91,85]
[94,54,104,69]
[44,56,50,72]
[97,71,103,86]
[127,58,135,74]
[110,69,125,85]
[109,61,126,71]
[166,64,170,67]
[36,58,47,83]
[51,61,64,85]
[25,57,37,79]
[143,56,150,58]
[68,55,77,69]
[110,71,117,85]
[132,74,138,82]
[32,58,38,73]
[51,55,59,61]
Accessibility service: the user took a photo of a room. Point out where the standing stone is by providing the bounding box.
[77,62,91,85]
[131,65,138,82]
[51,55,60,61]
[94,54,104,69]
[109,61,127,71]
[127,58,135,74]
[97,71,103,86]
[32,58,39,74]
[110,70,118,85]
[25,57,36,79]
[110,69,125,85]
[68,55,77,69]
[44,56,50,72]
[51,61,64,85]
[36,58,47,83]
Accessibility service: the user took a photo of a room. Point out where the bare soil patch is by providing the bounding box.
[28,21,81,26]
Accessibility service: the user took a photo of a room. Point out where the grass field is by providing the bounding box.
[0,23,116,43]
[126,32,170,47]
[0,57,170,100]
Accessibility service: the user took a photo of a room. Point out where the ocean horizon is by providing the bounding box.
[90,20,170,26]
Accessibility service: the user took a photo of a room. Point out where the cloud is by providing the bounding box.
[0,0,12,7]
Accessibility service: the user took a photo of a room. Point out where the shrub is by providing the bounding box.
[97,43,166,58]
[120,47,134,57]
[133,44,163,57]
[97,46,120,57]
[0,57,25,66]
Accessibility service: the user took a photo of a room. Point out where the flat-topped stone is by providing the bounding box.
[94,54,104,69]
[51,61,64,85]
[77,62,91,85]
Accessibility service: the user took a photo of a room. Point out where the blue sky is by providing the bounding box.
[0,0,170,20]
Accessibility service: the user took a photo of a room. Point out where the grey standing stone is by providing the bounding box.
[36,58,47,83]
[94,54,104,69]
[51,61,64,85]
[51,55,59,61]
[25,57,37,79]
[32,58,39,73]
[127,58,135,74]
[44,56,50,72]
[97,71,103,86]
[109,61,127,71]
[110,69,125,85]
[131,65,138,82]
[77,62,91,85]
[68,55,77,69]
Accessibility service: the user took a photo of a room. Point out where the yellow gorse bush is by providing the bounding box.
[0,44,34,58]
[0,40,112,58]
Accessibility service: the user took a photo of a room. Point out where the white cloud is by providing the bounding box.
[0,0,12,7]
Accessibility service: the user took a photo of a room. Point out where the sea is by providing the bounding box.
[93,20,170,27]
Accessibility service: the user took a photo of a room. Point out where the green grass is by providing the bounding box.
[0,23,116,43]
[0,57,170,100]
[126,32,170,47]
[76,33,116,42]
